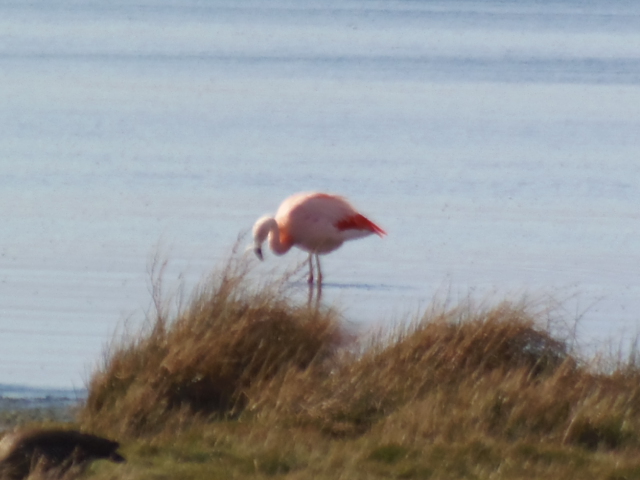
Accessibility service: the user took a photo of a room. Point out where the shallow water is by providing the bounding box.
[1,0,639,389]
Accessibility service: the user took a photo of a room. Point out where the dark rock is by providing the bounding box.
[0,429,125,479]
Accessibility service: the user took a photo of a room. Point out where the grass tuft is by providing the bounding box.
[251,301,575,438]
[79,254,346,437]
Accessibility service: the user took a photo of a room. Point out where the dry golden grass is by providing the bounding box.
[72,253,640,479]
[250,301,574,437]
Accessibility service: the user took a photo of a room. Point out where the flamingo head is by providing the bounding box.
[252,215,275,261]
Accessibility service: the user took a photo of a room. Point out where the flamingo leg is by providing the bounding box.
[315,254,323,285]
[307,281,314,307]
[315,254,323,304]
[307,253,314,284]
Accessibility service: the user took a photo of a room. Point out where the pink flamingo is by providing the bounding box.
[252,192,386,285]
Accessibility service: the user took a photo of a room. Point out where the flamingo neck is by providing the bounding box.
[267,219,292,255]
[254,216,292,256]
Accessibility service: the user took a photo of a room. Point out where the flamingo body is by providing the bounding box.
[252,192,385,284]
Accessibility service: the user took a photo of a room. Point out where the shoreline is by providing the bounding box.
[0,385,84,426]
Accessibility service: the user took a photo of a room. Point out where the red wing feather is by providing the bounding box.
[335,214,386,236]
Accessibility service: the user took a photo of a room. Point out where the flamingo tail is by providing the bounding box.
[335,214,386,237]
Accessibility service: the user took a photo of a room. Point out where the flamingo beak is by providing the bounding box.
[254,246,264,261]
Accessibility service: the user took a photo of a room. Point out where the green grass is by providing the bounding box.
[6,253,640,479]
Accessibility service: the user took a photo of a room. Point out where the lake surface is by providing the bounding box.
[1,0,639,390]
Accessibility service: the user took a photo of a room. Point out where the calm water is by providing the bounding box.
[1,0,640,390]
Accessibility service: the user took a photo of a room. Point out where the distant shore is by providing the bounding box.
[0,385,84,426]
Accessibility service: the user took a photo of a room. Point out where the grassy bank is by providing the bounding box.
[9,255,640,479]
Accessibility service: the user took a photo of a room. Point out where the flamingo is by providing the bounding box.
[252,192,386,285]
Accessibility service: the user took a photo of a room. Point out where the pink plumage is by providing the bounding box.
[252,192,386,284]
